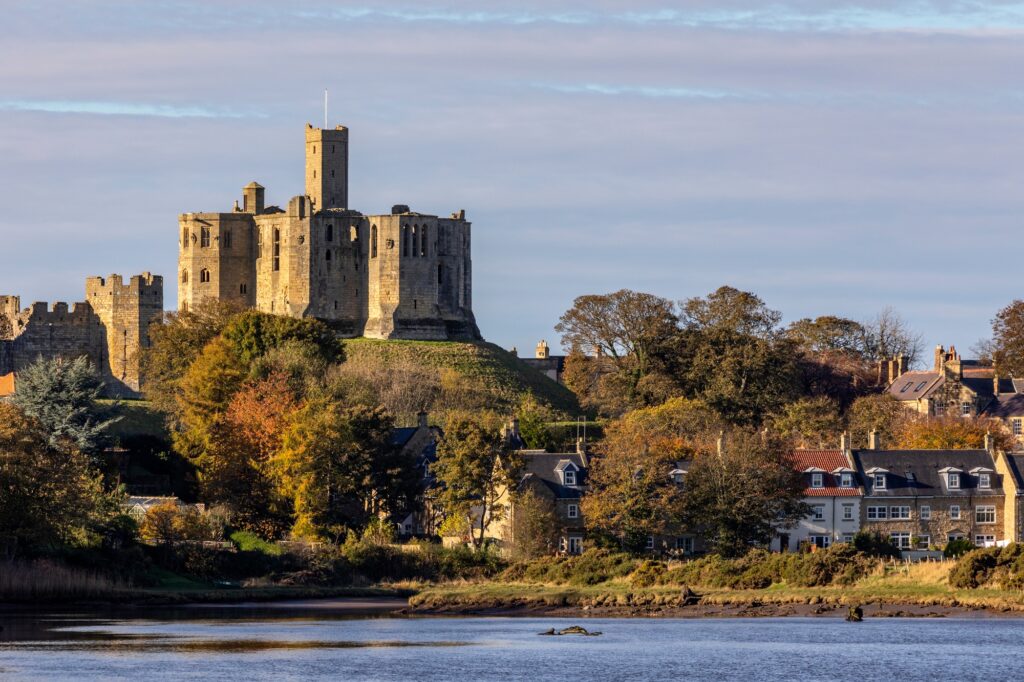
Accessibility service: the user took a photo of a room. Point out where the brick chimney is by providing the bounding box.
[840,432,851,452]
[417,411,429,429]
[985,431,994,453]
[934,345,945,372]
[868,430,880,450]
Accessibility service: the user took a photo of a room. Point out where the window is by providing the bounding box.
[811,473,823,488]
[325,249,331,272]
[567,504,579,519]
[890,506,911,520]
[223,229,232,248]
[976,505,996,524]
[199,269,210,284]
[567,537,583,554]
[180,269,188,284]
[915,381,927,391]
[961,401,972,416]
[890,532,912,550]
[402,225,409,256]
[947,533,965,543]
[840,473,853,488]
[676,537,694,553]
[273,229,280,272]
[976,535,996,547]
[809,535,831,549]
[438,263,444,286]
[421,225,428,256]
[200,226,210,248]
[240,283,247,295]
[411,225,418,257]
[371,225,378,258]
[934,401,945,416]
[950,505,961,520]
[873,473,886,489]
[948,473,960,489]
[563,470,577,486]
[842,504,854,521]
[811,505,825,521]
[900,381,913,393]
[326,224,333,242]
[867,506,888,520]
[257,230,263,259]
[841,533,855,543]
[920,505,931,520]
[646,536,655,550]
[979,473,991,489]
[916,535,931,549]
[182,227,189,247]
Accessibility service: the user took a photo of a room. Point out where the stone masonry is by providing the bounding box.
[178,123,480,340]
[0,273,163,397]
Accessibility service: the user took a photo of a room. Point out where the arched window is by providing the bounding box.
[326,224,334,242]
[240,283,247,295]
[200,226,210,248]
[412,225,418,257]
[181,269,188,284]
[402,225,409,257]
[200,269,210,283]
[371,225,378,258]
[421,225,428,256]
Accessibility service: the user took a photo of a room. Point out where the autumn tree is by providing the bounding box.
[508,487,560,561]
[991,300,1024,377]
[681,429,808,557]
[895,415,1012,451]
[770,396,843,449]
[432,412,515,550]
[846,394,908,449]
[787,316,876,407]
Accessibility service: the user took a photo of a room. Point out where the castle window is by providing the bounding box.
[402,226,409,257]
[371,225,378,258]
[421,226,428,256]
[181,270,188,284]
[412,225,418,257]
[200,269,210,283]
[257,231,263,259]
[313,170,316,179]
[240,283,247,295]
[325,249,332,272]
[313,146,316,154]
[182,227,188,247]
[273,229,280,272]
[181,301,188,313]
[200,226,210,248]
[223,229,232,248]
[438,263,444,285]
[326,224,333,242]
[331,170,335,178]
[334,300,338,310]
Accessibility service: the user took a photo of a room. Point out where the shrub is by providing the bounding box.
[943,538,975,559]
[229,531,283,556]
[503,549,638,586]
[851,531,901,559]
[630,560,667,587]
[949,543,1024,589]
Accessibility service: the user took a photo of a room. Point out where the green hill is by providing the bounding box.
[339,338,580,416]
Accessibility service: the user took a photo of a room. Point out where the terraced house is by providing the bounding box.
[852,441,1005,550]
[773,446,862,551]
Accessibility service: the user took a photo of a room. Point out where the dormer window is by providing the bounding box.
[811,473,823,488]
[564,470,576,486]
[979,473,991,489]
[840,473,853,488]
[949,473,960,489]
[873,473,886,489]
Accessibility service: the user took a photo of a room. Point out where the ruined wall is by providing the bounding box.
[0,300,106,382]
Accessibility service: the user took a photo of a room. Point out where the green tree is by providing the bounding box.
[991,300,1024,377]
[681,429,808,557]
[432,412,515,549]
[12,356,114,457]
[770,397,842,449]
[846,393,907,449]
[509,487,560,560]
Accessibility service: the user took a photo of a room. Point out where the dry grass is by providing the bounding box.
[0,559,129,600]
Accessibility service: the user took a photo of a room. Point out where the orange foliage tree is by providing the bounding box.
[894,416,1013,451]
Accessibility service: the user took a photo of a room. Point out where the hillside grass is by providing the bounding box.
[340,338,580,414]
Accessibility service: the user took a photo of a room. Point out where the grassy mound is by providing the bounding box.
[340,338,580,415]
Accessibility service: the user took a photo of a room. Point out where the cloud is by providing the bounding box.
[0,99,262,119]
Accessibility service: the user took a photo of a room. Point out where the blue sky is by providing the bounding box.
[3,1,1024,361]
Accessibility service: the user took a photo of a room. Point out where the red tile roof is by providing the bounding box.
[791,449,861,497]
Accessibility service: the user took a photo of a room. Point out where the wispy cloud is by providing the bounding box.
[0,99,262,119]
[534,83,748,100]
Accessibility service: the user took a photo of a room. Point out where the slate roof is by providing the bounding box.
[888,372,940,400]
[983,393,1024,419]
[851,449,1001,498]
[791,450,861,497]
[1005,455,1024,490]
[518,452,587,499]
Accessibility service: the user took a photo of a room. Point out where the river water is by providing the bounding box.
[3,601,1024,681]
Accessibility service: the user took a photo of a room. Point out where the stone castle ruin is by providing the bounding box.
[0,273,163,397]
[178,123,480,340]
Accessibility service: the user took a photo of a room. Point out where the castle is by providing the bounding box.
[0,273,164,397]
[177,123,480,340]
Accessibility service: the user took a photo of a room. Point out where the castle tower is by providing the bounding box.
[85,273,164,396]
[242,181,265,214]
[305,124,348,211]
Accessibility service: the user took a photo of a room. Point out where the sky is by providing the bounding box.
[2,1,1024,362]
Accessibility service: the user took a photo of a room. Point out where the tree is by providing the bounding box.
[432,412,515,549]
[0,404,109,558]
[508,487,560,561]
[555,290,679,408]
[846,394,908,449]
[681,429,808,557]
[581,399,716,552]
[895,416,1013,451]
[787,316,876,406]
[770,397,842,449]
[991,300,1024,377]
[11,356,114,457]
[681,286,799,425]
[862,307,923,366]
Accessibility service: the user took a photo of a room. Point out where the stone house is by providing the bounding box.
[392,412,443,538]
[851,445,1005,549]
[773,447,862,551]
[886,345,1014,418]
[518,340,566,384]
[510,450,588,554]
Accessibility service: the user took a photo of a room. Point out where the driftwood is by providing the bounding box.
[846,605,864,622]
[538,626,603,636]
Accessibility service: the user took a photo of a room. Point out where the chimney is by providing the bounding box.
[840,432,851,452]
[868,430,879,450]
[985,431,994,453]
[510,346,518,357]
[536,340,550,359]
[716,431,726,457]
[417,411,428,429]
[897,354,905,378]
[510,417,520,439]
[995,373,1001,396]
[934,345,945,372]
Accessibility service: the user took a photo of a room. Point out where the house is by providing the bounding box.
[772,444,862,551]
[886,345,1014,418]
[512,449,588,554]
[122,496,202,521]
[517,340,567,384]
[983,393,1024,449]
[392,412,442,537]
[851,440,1006,550]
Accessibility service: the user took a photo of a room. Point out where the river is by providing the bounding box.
[3,600,1024,681]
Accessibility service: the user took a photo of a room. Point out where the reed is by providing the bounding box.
[0,559,128,601]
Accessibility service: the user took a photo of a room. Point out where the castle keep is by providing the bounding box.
[0,273,163,397]
[178,124,480,340]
